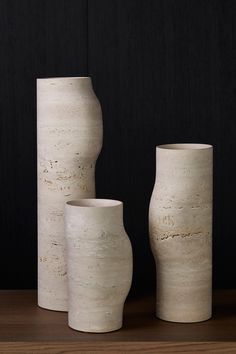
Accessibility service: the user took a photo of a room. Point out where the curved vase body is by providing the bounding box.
[65,199,133,332]
[37,77,103,311]
[149,144,213,323]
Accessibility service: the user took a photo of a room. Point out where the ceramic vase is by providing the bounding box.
[37,77,103,311]
[65,199,133,332]
[149,144,213,323]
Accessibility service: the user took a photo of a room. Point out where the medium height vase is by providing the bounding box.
[65,199,133,332]
[37,77,103,311]
[149,144,213,323]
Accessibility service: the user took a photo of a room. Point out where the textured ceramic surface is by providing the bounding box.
[37,77,103,311]
[149,144,213,323]
[65,199,133,332]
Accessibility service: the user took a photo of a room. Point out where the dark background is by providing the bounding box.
[0,0,235,294]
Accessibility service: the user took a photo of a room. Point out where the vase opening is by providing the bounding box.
[157,143,212,150]
[67,199,122,208]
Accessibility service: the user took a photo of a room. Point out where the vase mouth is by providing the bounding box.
[37,76,90,80]
[157,143,213,151]
[66,199,122,208]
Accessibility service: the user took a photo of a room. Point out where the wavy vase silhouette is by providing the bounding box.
[65,199,133,332]
[37,77,103,311]
[149,144,213,323]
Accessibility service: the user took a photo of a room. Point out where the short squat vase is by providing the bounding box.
[65,199,133,332]
[37,77,103,311]
[149,144,213,323]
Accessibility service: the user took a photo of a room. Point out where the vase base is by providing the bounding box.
[38,296,68,312]
[156,312,212,323]
[68,323,122,333]
[38,304,67,312]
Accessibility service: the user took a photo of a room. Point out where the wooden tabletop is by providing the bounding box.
[0,290,235,353]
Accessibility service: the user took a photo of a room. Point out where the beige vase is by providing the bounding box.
[149,144,213,323]
[65,199,133,332]
[37,77,103,311]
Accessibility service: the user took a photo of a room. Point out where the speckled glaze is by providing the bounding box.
[37,77,103,311]
[65,199,133,333]
[149,144,213,323]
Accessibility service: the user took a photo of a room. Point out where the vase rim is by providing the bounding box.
[157,143,213,151]
[37,76,91,80]
[66,199,122,208]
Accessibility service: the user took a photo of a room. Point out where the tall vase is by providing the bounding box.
[65,199,133,332]
[37,77,103,311]
[149,144,213,323]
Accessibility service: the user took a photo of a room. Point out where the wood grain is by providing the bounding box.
[0,341,236,353]
[0,290,235,352]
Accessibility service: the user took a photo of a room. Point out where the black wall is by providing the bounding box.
[0,0,235,293]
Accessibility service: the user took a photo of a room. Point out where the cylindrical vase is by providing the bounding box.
[37,77,103,311]
[149,143,213,323]
[65,199,133,332]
